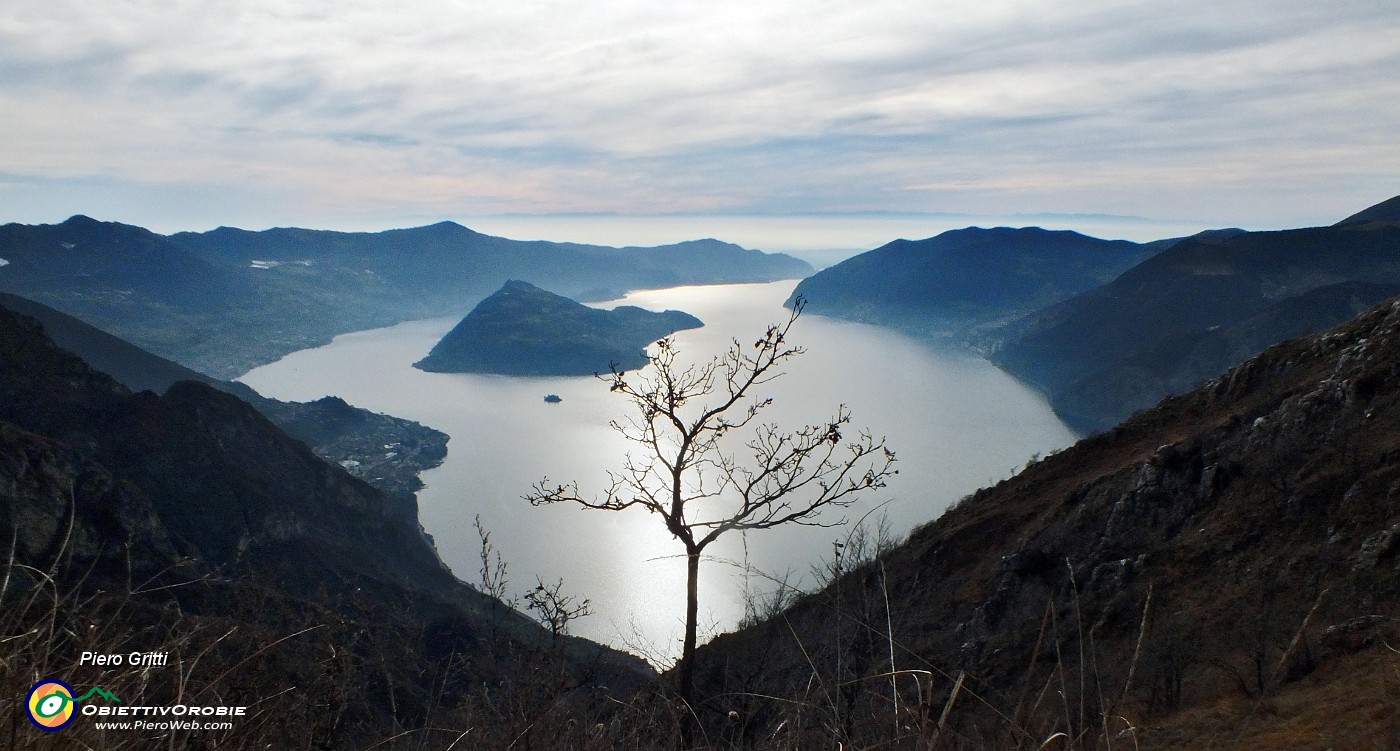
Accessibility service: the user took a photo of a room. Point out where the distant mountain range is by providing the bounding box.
[415,280,703,376]
[0,216,810,378]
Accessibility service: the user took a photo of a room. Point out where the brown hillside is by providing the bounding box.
[690,296,1400,750]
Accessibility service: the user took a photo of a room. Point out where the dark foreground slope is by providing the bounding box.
[994,199,1400,432]
[0,216,810,378]
[415,280,703,375]
[0,306,650,748]
[786,227,1158,339]
[0,291,447,500]
[689,298,1400,750]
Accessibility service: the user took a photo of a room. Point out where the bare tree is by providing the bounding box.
[526,300,896,722]
[525,576,594,644]
[474,514,514,605]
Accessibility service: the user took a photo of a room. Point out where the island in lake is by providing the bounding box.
[414,280,704,376]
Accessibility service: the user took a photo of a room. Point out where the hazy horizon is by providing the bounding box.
[0,208,1284,267]
[3,0,1395,240]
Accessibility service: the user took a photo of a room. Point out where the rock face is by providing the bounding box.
[786,226,1157,340]
[689,297,1400,749]
[415,280,704,376]
[992,202,1400,433]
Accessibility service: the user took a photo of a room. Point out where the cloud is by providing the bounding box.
[0,0,1396,233]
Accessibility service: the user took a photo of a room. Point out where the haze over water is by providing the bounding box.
[241,280,1076,659]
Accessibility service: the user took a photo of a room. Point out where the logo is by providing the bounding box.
[25,679,121,732]
[26,679,76,731]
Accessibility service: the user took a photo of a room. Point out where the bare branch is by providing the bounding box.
[524,576,593,641]
[526,297,895,716]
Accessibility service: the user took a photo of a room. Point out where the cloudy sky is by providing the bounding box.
[2,0,1397,249]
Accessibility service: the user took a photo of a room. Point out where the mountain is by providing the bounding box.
[1335,194,1400,226]
[0,303,650,746]
[993,198,1400,433]
[415,280,704,375]
[0,290,218,395]
[0,291,447,500]
[686,296,1400,749]
[1045,281,1400,432]
[784,227,1158,339]
[0,216,810,378]
[0,215,265,375]
[0,301,460,607]
[169,222,812,301]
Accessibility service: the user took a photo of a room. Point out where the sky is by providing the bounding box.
[2,0,1397,251]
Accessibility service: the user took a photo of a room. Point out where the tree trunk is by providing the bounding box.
[677,545,701,745]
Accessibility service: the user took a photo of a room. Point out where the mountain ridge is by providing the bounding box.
[784,226,1157,341]
[0,215,810,378]
[993,203,1400,432]
[1336,194,1400,226]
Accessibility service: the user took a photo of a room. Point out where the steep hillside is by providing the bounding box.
[0,216,810,378]
[688,297,1400,750]
[994,200,1400,432]
[0,303,467,604]
[0,305,650,746]
[415,280,703,375]
[785,227,1156,339]
[0,292,447,499]
[1047,281,1400,431]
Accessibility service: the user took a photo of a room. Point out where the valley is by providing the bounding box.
[7,2,1395,746]
[240,280,1078,652]
[4,194,1399,749]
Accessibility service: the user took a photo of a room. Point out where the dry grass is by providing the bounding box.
[8,537,1398,751]
[0,550,636,749]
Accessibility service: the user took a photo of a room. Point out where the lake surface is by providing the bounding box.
[241,280,1077,659]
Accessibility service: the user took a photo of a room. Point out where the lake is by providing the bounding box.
[240,280,1077,659]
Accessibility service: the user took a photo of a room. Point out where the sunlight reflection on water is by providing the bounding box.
[240,280,1076,660]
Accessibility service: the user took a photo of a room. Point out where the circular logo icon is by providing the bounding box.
[26,679,77,731]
